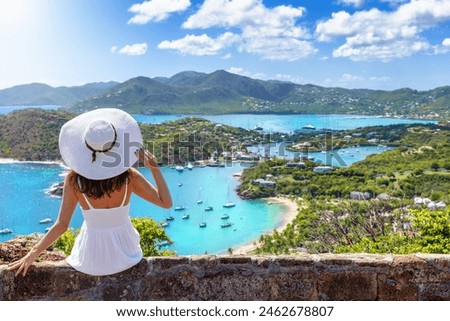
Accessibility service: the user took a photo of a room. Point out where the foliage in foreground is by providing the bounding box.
[255,200,450,255]
[54,217,175,256]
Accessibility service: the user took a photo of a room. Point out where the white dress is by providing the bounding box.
[66,183,143,276]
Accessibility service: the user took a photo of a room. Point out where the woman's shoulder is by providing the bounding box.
[128,167,143,182]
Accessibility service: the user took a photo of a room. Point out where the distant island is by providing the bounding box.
[1,70,449,120]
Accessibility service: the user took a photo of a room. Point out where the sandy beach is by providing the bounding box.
[232,196,299,255]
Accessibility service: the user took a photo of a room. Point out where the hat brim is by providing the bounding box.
[59,108,143,180]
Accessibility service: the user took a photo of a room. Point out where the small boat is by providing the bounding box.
[45,227,51,232]
[178,183,183,187]
[186,163,194,170]
[166,216,175,221]
[197,200,203,204]
[205,206,213,211]
[39,218,53,224]
[302,124,316,130]
[221,222,233,228]
[221,214,230,219]
[253,125,263,131]
[175,165,184,172]
[182,213,190,219]
[0,228,13,234]
[161,222,169,227]
[199,222,207,228]
[223,202,236,208]
[174,205,185,211]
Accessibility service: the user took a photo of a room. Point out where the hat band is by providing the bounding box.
[85,124,118,163]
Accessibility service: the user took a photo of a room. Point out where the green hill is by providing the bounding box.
[0,81,118,107]
[0,109,75,160]
[71,70,450,119]
[2,70,449,119]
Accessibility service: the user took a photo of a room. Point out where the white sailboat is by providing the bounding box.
[223,185,236,208]
[223,202,235,208]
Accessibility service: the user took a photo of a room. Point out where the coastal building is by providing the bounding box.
[313,166,333,174]
[286,162,306,168]
[252,179,276,187]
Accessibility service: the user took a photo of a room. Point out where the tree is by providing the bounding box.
[131,217,175,256]
[431,162,440,171]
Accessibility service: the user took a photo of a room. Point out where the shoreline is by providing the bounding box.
[232,196,299,255]
[0,157,67,167]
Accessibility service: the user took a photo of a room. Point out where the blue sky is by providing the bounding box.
[1,0,450,90]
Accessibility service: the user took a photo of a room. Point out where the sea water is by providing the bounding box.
[133,113,434,132]
[0,162,284,254]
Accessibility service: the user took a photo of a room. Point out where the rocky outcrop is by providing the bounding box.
[48,182,64,197]
[1,253,450,300]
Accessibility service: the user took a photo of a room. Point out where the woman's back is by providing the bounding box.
[67,171,142,275]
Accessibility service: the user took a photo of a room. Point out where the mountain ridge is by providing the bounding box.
[0,81,119,106]
[1,71,448,119]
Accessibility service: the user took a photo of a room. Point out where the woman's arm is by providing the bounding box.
[7,172,78,277]
[132,149,172,209]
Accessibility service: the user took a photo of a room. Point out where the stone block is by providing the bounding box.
[419,283,450,300]
[198,270,270,300]
[55,269,100,297]
[150,256,190,272]
[318,270,377,300]
[6,263,57,300]
[191,256,219,270]
[141,271,197,300]
[377,274,418,300]
[389,255,450,284]
[269,271,317,300]
[218,256,253,265]
[103,283,140,300]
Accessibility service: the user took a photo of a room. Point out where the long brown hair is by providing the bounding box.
[74,169,130,199]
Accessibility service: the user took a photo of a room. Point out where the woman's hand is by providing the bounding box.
[7,251,38,277]
[137,149,158,168]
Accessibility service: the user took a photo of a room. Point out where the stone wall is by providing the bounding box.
[1,253,450,301]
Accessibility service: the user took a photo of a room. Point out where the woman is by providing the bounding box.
[8,108,172,276]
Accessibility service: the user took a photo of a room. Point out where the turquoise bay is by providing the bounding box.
[133,113,434,132]
[0,162,284,255]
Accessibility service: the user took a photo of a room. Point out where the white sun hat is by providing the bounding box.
[59,108,143,180]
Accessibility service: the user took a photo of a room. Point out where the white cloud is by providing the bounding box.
[222,53,232,59]
[158,32,239,56]
[433,37,450,54]
[227,67,266,80]
[116,43,148,56]
[339,73,364,82]
[316,0,450,61]
[128,0,191,24]
[338,0,365,8]
[163,0,316,61]
[274,73,304,84]
[369,76,392,82]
